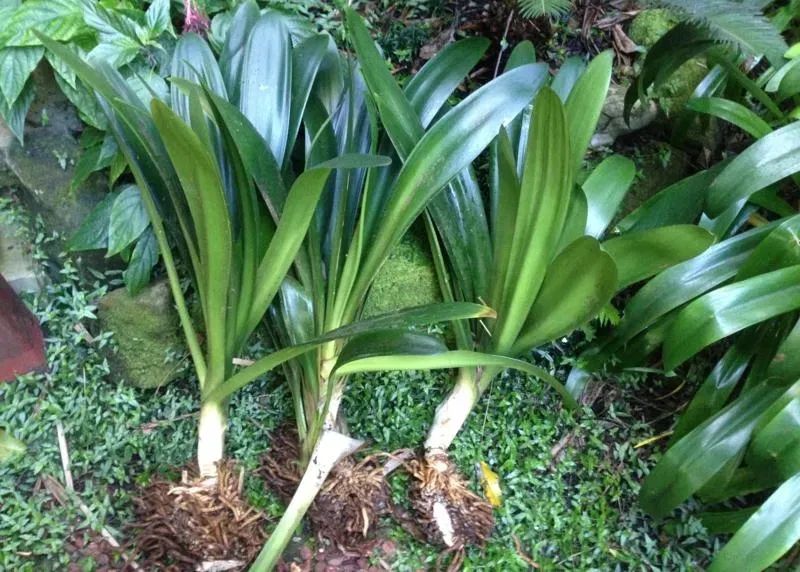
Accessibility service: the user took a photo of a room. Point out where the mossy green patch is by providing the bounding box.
[362,233,441,317]
[629,9,708,116]
[97,280,182,389]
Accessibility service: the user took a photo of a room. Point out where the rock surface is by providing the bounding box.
[0,215,41,293]
[0,64,106,244]
[591,83,658,149]
[97,280,183,389]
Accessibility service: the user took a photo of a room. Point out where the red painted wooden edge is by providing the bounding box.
[0,274,46,382]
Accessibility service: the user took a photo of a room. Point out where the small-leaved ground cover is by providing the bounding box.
[1,199,719,570]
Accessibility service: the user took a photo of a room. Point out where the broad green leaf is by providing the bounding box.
[334,348,578,410]
[404,37,490,128]
[170,33,227,122]
[617,166,722,233]
[687,97,772,139]
[87,36,141,69]
[709,472,800,572]
[207,302,495,401]
[123,227,157,295]
[68,191,118,251]
[612,221,778,345]
[602,225,715,289]
[565,51,612,175]
[347,63,543,318]
[582,154,636,238]
[145,0,172,37]
[747,399,800,478]
[701,508,758,535]
[766,317,800,384]
[0,430,25,462]
[287,34,328,159]
[735,214,800,281]
[512,236,617,353]
[551,57,587,101]
[640,379,800,517]
[337,331,449,365]
[494,87,572,352]
[239,12,292,165]
[0,47,43,107]
[1,0,88,46]
[219,0,259,104]
[0,79,34,143]
[707,122,800,217]
[664,265,800,369]
[107,185,149,257]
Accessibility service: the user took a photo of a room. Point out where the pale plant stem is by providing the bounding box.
[197,399,227,480]
[250,430,363,572]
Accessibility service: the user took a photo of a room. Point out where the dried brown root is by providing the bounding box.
[260,426,391,551]
[128,459,266,571]
[309,455,391,549]
[406,450,494,554]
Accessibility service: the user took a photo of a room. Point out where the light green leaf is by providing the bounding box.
[582,154,636,238]
[0,430,26,462]
[0,47,43,107]
[123,227,157,295]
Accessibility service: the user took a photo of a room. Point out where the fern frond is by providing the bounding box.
[517,0,573,19]
[646,0,787,64]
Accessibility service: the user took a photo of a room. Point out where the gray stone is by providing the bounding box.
[97,280,184,389]
[0,217,42,293]
[591,83,658,149]
[0,64,106,244]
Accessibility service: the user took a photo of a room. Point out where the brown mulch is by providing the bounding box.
[127,460,267,571]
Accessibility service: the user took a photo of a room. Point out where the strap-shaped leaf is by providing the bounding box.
[564,50,612,175]
[494,87,572,352]
[601,225,715,290]
[582,154,636,238]
[663,265,800,370]
[239,12,292,165]
[612,221,778,345]
[512,236,617,354]
[708,472,800,572]
[735,214,800,281]
[707,122,800,217]
[405,37,489,128]
[640,379,800,517]
[687,97,772,139]
[218,0,259,104]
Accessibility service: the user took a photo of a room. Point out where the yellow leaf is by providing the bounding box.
[479,461,502,507]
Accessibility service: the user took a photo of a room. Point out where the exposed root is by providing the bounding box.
[260,427,391,550]
[128,460,266,571]
[310,455,391,549]
[406,450,494,556]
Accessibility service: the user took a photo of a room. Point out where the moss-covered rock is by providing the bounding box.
[628,9,678,48]
[629,9,708,116]
[97,280,183,389]
[363,233,441,317]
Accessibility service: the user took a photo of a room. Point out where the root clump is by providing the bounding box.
[129,460,266,571]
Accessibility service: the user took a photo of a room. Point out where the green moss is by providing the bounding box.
[628,9,679,48]
[97,280,182,389]
[362,233,441,317]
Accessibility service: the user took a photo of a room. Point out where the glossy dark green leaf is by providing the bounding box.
[701,508,758,535]
[707,122,800,217]
[602,225,715,289]
[107,185,149,257]
[582,154,636,238]
[239,12,292,165]
[218,0,259,104]
[708,472,800,572]
[123,227,157,294]
[612,221,778,345]
[686,97,772,139]
[68,190,118,251]
[287,34,328,159]
[736,214,800,281]
[405,37,489,128]
[747,398,800,478]
[617,166,722,233]
[664,265,800,370]
[513,236,617,353]
[640,379,800,517]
